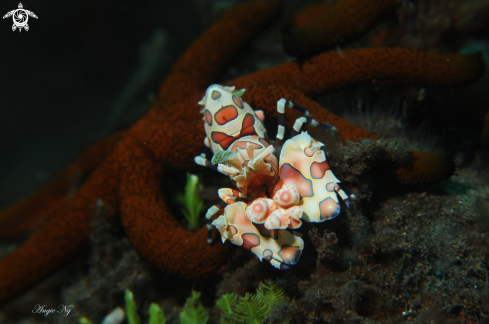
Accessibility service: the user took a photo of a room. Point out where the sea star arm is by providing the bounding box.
[241,83,455,185]
[0,0,280,301]
[119,135,230,278]
[285,0,396,57]
[156,0,280,107]
[0,132,121,237]
[0,154,120,304]
[243,83,378,144]
[231,47,484,98]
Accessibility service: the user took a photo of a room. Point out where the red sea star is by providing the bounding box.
[0,0,483,305]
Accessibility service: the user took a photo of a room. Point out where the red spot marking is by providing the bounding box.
[211,132,235,150]
[204,109,212,125]
[319,198,340,220]
[229,140,262,152]
[280,163,313,197]
[211,90,221,99]
[229,225,238,235]
[263,249,273,261]
[255,223,278,239]
[278,245,302,265]
[233,95,244,108]
[280,191,291,203]
[252,203,264,213]
[326,182,336,192]
[310,161,330,179]
[304,147,315,157]
[241,233,260,250]
[239,114,257,137]
[215,105,238,125]
[259,138,271,147]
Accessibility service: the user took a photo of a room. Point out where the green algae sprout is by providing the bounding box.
[176,173,204,232]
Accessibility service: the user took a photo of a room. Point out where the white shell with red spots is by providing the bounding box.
[246,198,276,223]
[198,84,267,153]
[272,183,300,208]
[278,132,343,222]
[246,198,303,230]
[212,202,304,269]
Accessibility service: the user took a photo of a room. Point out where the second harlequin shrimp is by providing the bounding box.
[274,132,353,223]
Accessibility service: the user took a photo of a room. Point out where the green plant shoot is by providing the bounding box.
[176,173,204,232]
[180,291,208,324]
[125,289,141,324]
[216,280,287,323]
[148,303,166,324]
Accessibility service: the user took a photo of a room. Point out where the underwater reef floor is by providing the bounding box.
[2,150,489,324]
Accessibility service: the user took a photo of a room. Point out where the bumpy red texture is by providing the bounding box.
[0,132,120,237]
[233,48,484,97]
[119,134,230,279]
[0,154,120,303]
[394,151,456,185]
[0,0,280,304]
[292,2,335,28]
[157,0,280,108]
[285,0,396,57]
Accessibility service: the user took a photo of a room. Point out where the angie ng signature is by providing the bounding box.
[32,304,74,317]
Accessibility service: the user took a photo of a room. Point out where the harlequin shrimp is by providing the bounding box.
[212,202,304,270]
[274,131,353,222]
[194,84,353,269]
[194,84,297,223]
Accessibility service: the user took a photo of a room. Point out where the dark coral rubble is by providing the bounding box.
[207,164,489,323]
[287,167,489,323]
